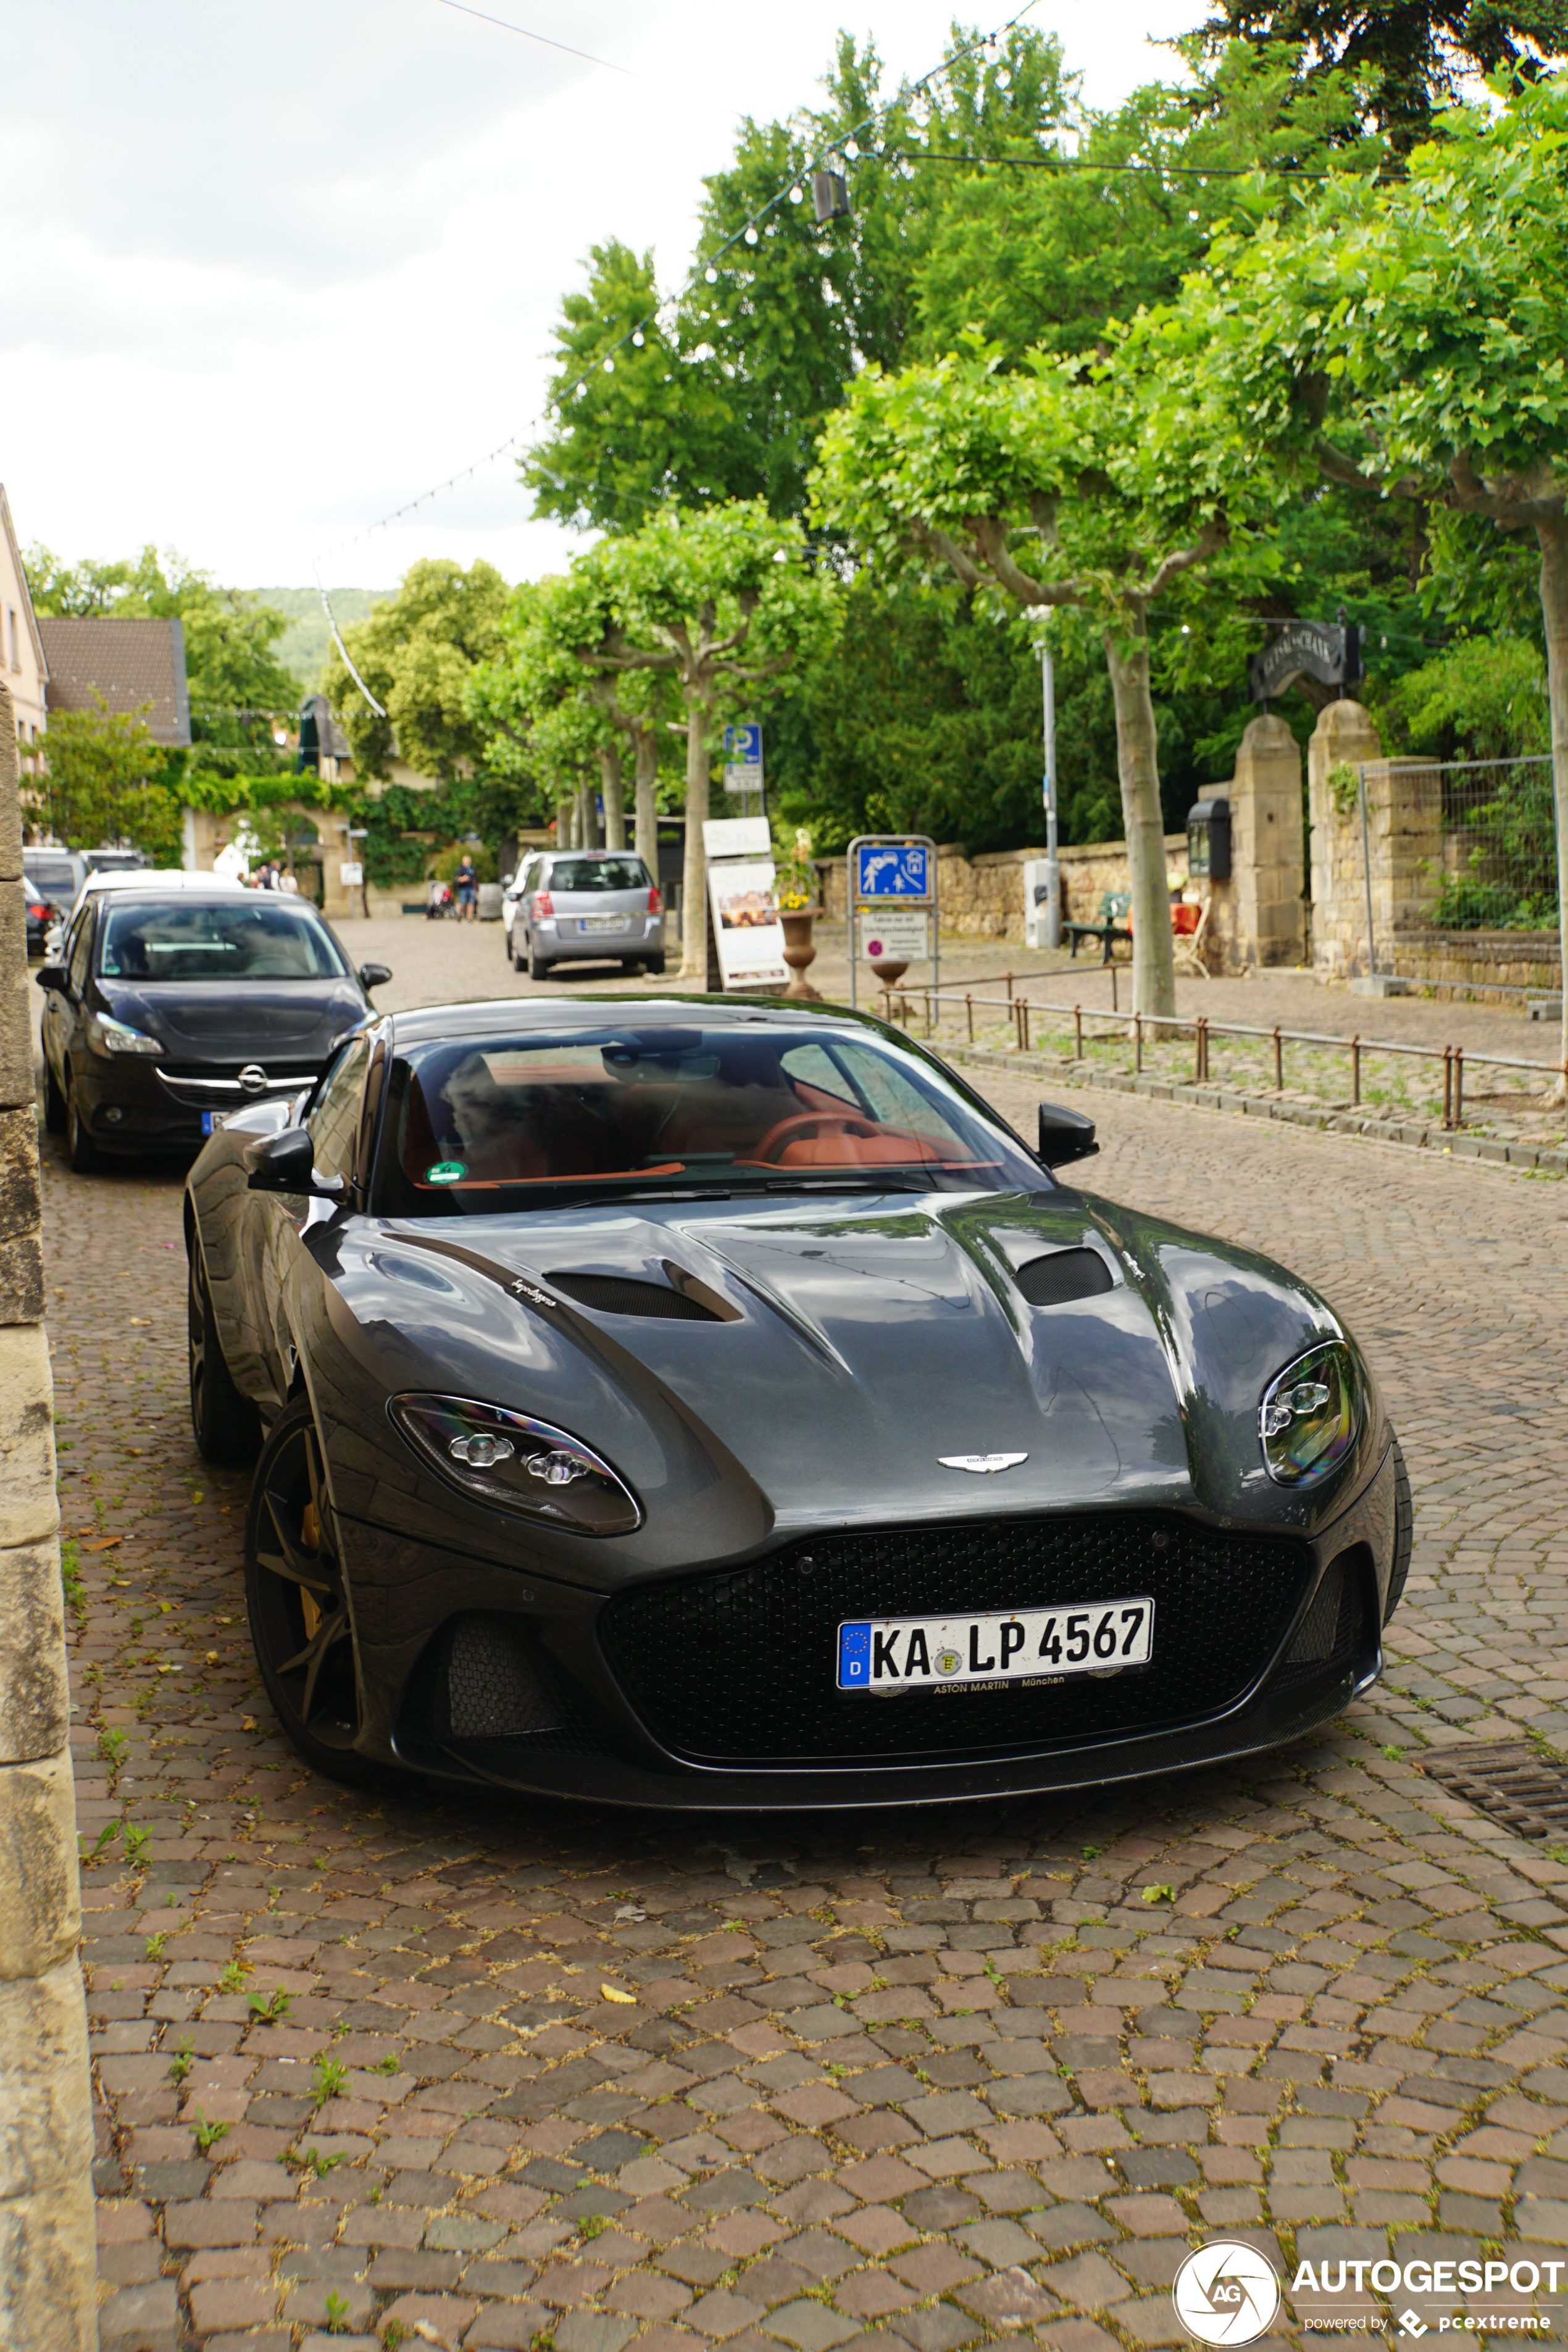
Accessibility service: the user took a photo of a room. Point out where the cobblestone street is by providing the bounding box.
[56,1040,1568,2352]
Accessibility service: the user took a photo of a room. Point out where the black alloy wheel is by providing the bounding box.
[245,1397,380,1783]
[65,1075,99,1172]
[188,1247,259,1466]
[43,1059,66,1134]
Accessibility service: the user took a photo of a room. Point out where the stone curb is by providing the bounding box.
[943,1041,1568,1175]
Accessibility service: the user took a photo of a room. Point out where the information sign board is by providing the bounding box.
[338,862,364,887]
[859,909,931,963]
[709,857,788,988]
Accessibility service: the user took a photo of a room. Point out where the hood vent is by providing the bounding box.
[1014,1248,1114,1309]
[548,1270,723,1322]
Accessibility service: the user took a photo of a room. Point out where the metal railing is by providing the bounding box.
[877,977,1564,1132]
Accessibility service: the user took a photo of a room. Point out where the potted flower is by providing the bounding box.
[774,827,822,1000]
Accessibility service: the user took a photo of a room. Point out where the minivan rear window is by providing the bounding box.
[545,858,649,893]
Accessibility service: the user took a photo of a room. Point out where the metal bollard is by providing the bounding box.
[1454,1043,1464,1127]
[965,992,974,1042]
[1133,1012,1143,1073]
[1074,1004,1083,1061]
[1272,1025,1283,1092]
[1351,1035,1361,1106]
[1441,1043,1453,1128]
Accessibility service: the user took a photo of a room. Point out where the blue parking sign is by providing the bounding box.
[856,841,930,900]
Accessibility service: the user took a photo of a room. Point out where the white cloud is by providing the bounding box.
[2,0,1198,591]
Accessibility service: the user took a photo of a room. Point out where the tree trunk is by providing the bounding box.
[599,744,626,850]
[678,683,712,983]
[1103,620,1177,1021]
[633,726,659,877]
[557,794,575,851]
[1535,516,1568,1104]
[576,779,596,851]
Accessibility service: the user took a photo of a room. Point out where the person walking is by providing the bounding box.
[456,853,478,922]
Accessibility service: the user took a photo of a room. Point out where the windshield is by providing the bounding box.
[544,857,649,894]
[371,1024,1043,1213]
[98,899,346,982]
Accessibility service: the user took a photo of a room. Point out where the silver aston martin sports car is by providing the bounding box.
[183,996,1409,1810]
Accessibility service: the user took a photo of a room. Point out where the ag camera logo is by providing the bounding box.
[1174,2241,1282,2346]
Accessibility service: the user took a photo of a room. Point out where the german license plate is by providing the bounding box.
[837,1598,1155,1691]
[578,915,625,933]
[201,1111,225,1135]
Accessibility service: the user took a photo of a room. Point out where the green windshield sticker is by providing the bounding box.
[425,1161,467,1185]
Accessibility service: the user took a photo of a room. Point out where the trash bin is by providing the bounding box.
[478,882,503,922]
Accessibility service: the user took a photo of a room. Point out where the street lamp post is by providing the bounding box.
[1038,626,1061,950]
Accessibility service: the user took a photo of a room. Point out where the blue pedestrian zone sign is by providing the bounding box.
[856,841,931,901]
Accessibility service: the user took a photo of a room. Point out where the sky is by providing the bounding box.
[2,0,1198,594]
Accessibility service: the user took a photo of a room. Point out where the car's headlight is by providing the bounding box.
[86,1012,163,1057]
[389,1393,642,1535]
[1258,1341,1363,1487]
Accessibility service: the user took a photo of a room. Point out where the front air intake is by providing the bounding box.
[1014,1249,1115,1308]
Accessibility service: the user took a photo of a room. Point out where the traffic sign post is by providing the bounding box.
[723,723,765,819]
[847,833,938,1012]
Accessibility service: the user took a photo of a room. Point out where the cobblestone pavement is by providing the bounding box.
[55,1065,1568,2352]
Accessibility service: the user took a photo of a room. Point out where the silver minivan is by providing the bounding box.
[513,853,665,982]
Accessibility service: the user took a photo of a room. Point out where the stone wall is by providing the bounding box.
[1203,714,1308,976]
[1307,701,1445,978]
[1386,932,1561,995]
[816,836,1190,944]
[0,683,98,2350]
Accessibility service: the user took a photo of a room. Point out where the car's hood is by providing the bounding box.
[100,978,364,1061]
[330,1186,1359,1548]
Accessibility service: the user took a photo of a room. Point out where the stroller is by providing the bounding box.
[426,878,456,920]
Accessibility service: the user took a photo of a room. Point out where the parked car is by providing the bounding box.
[36,882,391,1172]
[501,853,543,963]
[182,994,1408,1803]
[509,852,664,980]
[21,850,86,957]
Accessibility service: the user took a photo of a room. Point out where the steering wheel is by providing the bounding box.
[749,1110,883,1164]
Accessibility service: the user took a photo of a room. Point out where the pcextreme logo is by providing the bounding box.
[1172,2241,1566,2346]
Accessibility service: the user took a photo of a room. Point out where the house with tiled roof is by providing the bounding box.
[37,615,192,746]
[0,485,48,769]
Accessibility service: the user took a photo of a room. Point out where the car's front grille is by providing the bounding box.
[598,1512,1316,1766]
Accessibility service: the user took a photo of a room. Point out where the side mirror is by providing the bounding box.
[243,1126,344,1196]
[35,964,67,994]
[358,962,392,991]
[1037,1101,1099,1168]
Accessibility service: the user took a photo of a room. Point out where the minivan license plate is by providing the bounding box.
[578,915,623,932]
[837,1598,1154,1691]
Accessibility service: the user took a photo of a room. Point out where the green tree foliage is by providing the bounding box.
[813,325,1285,1015]
[525,27,1074,531]
[24,543,298,724]
[37,701,183,864]
[321,559,509,785]
[1192,69,1568,1078]
[1192,0,1568,146]
[568,504,840,978]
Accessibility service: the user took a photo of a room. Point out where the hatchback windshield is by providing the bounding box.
[99,899,345,982]
[544,858,649,894]
[372,1024,1043,1212]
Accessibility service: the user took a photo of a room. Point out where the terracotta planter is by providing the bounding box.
[779,907,822,1001]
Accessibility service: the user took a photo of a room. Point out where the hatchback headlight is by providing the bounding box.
[1258,1341,1362,1487]
[87,1012,162,1057]
[389,1393,642,1535]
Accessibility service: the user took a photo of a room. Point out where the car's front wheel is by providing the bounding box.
[246,1397,382,1784]
[188,1247,259,1465]
[65,1077,99,1172]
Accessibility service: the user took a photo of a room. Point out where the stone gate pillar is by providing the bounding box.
[1307,701,1441,978]
[1204,712,1307,974]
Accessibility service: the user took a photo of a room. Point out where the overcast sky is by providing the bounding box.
[3,0,1198,593]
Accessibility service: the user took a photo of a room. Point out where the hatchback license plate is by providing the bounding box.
[578,915,625,932]
[838,1598,1154,1691]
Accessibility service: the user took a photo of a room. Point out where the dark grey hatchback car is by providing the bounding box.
[38,884,390,1170]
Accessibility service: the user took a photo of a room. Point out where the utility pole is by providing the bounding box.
[1038,625,1061,949]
